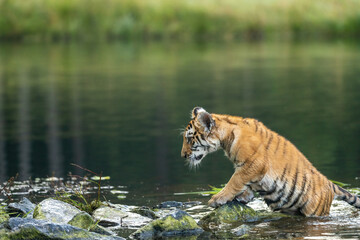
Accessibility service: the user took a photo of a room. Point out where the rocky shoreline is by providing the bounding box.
[0,197,292,239]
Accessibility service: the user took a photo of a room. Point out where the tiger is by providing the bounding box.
[180,107,360,216]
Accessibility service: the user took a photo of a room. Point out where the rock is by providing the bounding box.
[156,201,184,208]
[8,197,36,218]
[68,212,94,230]
[93,206,152,229]
[68,212,115,236]
[130,210,203,239]
[7,217,125,240]
[33,198,82,224]
[199,201,259,227]
[199,200,290,230]
[131,207,158,219]
[155,201,202,209]
[231,224,251,237]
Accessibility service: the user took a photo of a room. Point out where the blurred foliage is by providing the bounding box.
[0,0,360,41]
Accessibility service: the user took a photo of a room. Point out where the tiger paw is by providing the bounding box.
[208,192,234,208]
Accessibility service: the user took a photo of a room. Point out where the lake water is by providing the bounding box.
[1,41,360,238]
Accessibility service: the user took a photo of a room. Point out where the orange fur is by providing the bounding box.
[181,107,360,216]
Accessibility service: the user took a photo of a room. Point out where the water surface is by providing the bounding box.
[1,41,360,238]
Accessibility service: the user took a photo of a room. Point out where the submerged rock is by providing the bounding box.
[33,198,82,224]
[6,217,125,240]
[93,206,151,229]
[131,207,158,219]
[199,200,290,230]
[199,201,259,227]
[130,210,203,239]
[231,224,251,237]
[8,197,36,218]
[155,201,202,209]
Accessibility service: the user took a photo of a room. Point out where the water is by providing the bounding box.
[1,41,360,238]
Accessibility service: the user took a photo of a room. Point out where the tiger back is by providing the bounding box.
[181,107,360,216]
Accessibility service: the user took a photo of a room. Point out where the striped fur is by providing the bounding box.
[181,107,360,216]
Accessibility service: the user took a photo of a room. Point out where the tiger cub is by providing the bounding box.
[181,107,360,216]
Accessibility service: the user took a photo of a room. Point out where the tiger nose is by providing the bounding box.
[181,152,188,158]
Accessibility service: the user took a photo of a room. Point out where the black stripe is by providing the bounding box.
[311,176,324,215]
[258,180,277,196]
[265,183,286,206]
[332,183,337,194]
[283,140,288,156]
[195,135,205,147]
[255,121,259,132]
[223,117,237,125]
[274,135,281,154]
[287,174,307,209]
[282,167,299,206]
[337,185,350,196]
[280,165,288,181]
[265,133,274,150]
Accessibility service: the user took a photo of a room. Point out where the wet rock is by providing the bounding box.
[93,206,152,229]
[130,210,203,239]
[199,201,259,227]
[155,201,202,209]
[231,224,251,237]
[131,207,158,219]
[33,198,82,224]
[8,197,36,218]
[68,212,94,230]
[199,200,290,230]
[68,212,115,236]
[6,217,125,240]
[156,201,184,208]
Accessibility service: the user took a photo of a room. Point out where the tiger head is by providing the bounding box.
[181,107,220,168]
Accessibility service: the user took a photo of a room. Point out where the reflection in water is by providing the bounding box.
[71,76,84,175]
[47,74,63,177]
[0,42,359,188]
[0,71,6,182]
[18,70,31,180]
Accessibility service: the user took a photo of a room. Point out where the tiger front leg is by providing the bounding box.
[235,187,254,204]
[208,169,250,208]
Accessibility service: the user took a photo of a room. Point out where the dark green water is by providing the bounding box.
[1,41,360,201]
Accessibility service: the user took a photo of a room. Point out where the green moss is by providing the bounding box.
[199,201,290,229]
[0,228,11,240]
[131,211,203,239]
[68,212,95,230]
[0,210,10,224]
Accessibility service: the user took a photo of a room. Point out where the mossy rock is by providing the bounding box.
[131,207,158,219]
[33,198,82,224]
[130,210,203,239]
[0,210,10,224]
[68,212,94,230]
[199,200,289,229]
[6,217,124,240]
[199,201,259,227]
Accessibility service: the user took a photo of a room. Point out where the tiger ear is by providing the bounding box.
[196,111,215,134]
[191,107,206,119]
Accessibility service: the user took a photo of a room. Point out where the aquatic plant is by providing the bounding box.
[0,0,360,41]
[0,175,18,202]
[54,164,106,214]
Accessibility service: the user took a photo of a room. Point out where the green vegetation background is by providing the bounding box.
[1,0,360,41]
